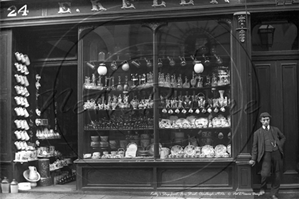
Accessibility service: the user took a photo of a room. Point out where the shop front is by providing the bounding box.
[0,0,298,195]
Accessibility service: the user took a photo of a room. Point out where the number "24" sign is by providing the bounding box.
[7,5,29,17]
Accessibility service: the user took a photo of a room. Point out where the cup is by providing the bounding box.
[110,61,117,71]
[144,58,152,68]
[158,58,163,67]
[100,136,108,142]
[92,152,101,159]
[179,56,186,66]
[91,136,99,142]
[167,56,175,66]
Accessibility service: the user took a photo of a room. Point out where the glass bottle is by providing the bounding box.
[117,76,123,91]
[170,75,176,88]
[190,72,197,88]
[1,177,9,193]
[97,75,103,89]
[177,74,183,88]
[111,77,116,90]
[123,76,129,94]
[183,76,190,88]
[92,74,96,88]
[211,73,218,87]
[141,74,146,86]
[10,179,18,193]
[197,75,203,88]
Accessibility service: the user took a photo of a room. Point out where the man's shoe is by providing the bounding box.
[271,195,278,199]
[259,189,265,195]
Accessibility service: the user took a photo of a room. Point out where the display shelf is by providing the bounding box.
[83,84,154,92]
[13,159,38,163]
[84,128,154,131]
[75,157,234,163]
[158,127,231,130]
[158,84,230,90]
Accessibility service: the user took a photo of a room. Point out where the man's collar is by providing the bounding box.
[262,125,270,130]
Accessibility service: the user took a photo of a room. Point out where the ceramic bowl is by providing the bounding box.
[90,141,100,147]
[18,182,31,191]
[91,136,99,142]
[23,170,41,182]
[100,136,108,142]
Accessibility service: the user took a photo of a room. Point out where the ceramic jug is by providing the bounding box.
[160,147,170,159]
[28,166,38,181]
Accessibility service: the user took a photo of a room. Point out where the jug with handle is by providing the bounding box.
[28,166,38,181]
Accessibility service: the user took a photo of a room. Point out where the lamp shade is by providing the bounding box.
[97,63,107,75]
[122,61,130,71]
[194,61,204,73]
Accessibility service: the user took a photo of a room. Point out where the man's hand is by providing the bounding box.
[249,160,256,166]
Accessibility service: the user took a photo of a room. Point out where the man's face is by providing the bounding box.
[260,117,270,127]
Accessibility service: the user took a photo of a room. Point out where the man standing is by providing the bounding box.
[249,112,286,199]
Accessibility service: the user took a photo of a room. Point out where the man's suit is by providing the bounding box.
[251,125,286,196]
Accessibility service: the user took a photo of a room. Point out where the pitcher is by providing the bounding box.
[28,166,38,181]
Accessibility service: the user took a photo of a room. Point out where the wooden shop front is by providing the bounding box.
[0,0,298,195]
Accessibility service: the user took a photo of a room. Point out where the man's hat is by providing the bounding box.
[260,112,271,119]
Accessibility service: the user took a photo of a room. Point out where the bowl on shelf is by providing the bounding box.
[23,170,41,187]
[91,136,99,142]
[18,182,31,191]
[100,136,108,142]
[90,141,100,148]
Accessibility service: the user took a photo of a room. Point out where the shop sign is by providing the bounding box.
[0,0,295,22]
[0,0,233,20]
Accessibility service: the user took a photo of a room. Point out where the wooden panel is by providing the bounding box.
[0,33,8,89]
[0,30,12,162]
[158,167,231,187]
[254,63,272,108]
[281,61,299,174]
[83,168,153,187]
[253,62,272,128]
[238,166,251,188]
[0,100,10,161]
[0,163,13,180]
[252,59,299,187]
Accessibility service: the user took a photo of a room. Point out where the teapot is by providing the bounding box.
[28,166,38,181]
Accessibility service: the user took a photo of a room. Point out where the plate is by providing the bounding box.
[184,145,195,156]
[215,144,227,154]
[201,145,214,155]
[171,145,183,155]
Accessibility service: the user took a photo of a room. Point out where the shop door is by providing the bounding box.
[251,57,299,188]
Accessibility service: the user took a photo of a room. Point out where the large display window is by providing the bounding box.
[78,18,232,161]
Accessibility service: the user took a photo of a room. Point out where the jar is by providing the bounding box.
[1,177,9,193]
[10,179,18,193]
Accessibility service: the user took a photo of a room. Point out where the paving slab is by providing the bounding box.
[81,194,106,199]
[1,193,45,199]
[101,195,133,199]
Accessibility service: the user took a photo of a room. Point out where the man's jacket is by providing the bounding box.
[251,126,286,163]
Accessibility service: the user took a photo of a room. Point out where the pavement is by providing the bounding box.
[0,189,299,199]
